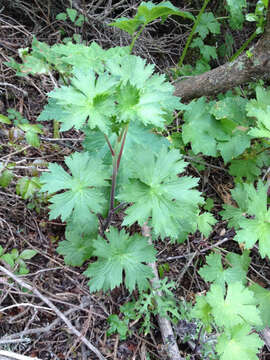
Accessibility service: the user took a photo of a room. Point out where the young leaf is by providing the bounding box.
[40,152,109,222]
[118,146,202,240]
[19,124,43,148]
[19,249,37,260]
[66,8,77,23]
[106,55,181,128]
[221,181,270,258]
[45,68,117,133]
[190,38,218,61]
[16,177,41,199]
[56,12,67,21]
[226,0,247,29]
[216,324,264,360]
[196,212,216,237]
[206,282,262,329]
[1,253,15,268]
[199,251,250,289]
[195,12,220,39]
[84,227,156,292]
[107,314,130,340]
[0,170,13,188]
[247,87,270,139]
[57,232,95,267]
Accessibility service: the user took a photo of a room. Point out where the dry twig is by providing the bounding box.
[142,223,183,360]
[0,265,106,360]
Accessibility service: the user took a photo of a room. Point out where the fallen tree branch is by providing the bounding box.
[0,265,106,360]
[174,3,270,101]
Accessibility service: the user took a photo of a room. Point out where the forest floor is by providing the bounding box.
[0,1,270,359]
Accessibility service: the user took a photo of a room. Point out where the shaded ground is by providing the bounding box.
[0,1,270,359]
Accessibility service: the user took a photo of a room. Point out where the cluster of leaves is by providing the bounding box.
[108,277,181,338]
[179,87,270,183]
[0,246,37,275]
[193,251,265,360]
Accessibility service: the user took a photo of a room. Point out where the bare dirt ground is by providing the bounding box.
[0,1,270,359]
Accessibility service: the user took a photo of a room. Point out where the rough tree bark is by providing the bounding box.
[174,3,270,101]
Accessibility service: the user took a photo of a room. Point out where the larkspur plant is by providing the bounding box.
[4,0,270,359]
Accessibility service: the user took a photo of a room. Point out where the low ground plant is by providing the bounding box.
[2,1,270,359]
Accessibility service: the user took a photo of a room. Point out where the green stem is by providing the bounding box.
[130,25,146,53]
[177,0,210,68]
[229,30,258,62]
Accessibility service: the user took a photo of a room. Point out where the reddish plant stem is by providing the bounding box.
[104,134,115,156]
[103,125,129,232]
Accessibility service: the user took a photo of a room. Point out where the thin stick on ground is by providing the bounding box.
[141,224,184,360]
[0,350,41,360]
[0,265,106,360]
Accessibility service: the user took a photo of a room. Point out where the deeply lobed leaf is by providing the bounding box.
[84,227,156,292]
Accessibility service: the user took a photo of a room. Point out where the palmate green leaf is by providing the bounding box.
[248,116,270,138]
[118,146,203,240]
[40,152,109,222]
[195,12,220,39]
[106,55,181,128]
[43,68,117,133]
[106,55,155,89]
[196,212,216,237]
[84,227,156,292]
[229,158,261,182]
[222,181,270,258]
[199,251,250,289]
[216,324,264,360]
[52,42,106,73]
[190,38,218,61]
[182,97,225,156]
[57,231,95,267]
[206,282,262,329]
